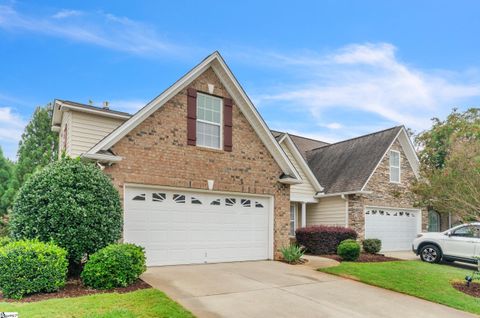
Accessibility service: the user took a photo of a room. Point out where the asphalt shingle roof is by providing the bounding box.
[271,130,329,159]
[305,126,403,194]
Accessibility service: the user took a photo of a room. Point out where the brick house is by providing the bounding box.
[51,51,428,266]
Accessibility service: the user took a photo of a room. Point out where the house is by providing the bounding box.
[51,51,427,266]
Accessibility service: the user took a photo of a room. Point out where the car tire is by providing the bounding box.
[419,244,442,263]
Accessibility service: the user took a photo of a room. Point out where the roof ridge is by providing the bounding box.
[308,126,403,153]
[286,132,329,144]
[60,100,132,116]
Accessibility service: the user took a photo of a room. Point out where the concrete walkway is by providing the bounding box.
[142,261,475,318]
[384,250,419,260]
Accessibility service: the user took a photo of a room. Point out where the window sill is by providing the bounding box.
[195,145,225,154]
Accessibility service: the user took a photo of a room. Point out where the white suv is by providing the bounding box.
[413,223,480,264]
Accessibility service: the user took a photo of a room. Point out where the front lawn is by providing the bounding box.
[0,289,194,318]
[320,260,479,315]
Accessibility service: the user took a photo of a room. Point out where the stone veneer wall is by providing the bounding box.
[103,67,291,259]
[348,139,428,239]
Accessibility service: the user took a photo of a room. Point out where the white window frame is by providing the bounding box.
[289,203,297,237]
[196,92,223,150]
[389,150,401,183]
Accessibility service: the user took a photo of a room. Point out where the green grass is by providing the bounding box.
[320,260,480,315]
[0,289,194,318]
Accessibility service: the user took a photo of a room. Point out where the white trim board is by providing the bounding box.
[86,52,300,181]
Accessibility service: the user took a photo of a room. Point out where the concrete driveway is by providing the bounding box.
[142,261,475,318]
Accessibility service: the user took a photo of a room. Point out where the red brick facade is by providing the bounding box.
[103,67,290,259]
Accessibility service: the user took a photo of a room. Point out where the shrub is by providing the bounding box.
[0,240,68,299]
[362,238,382,254]
[10,157,123,266]
[337,239,361,261]
[0,236,11,247]
[280,244,305,264]
[295,226,358,254]
[81,243,146,290]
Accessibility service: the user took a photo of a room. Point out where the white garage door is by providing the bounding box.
[124,186,272,266]
[365,207,421,251]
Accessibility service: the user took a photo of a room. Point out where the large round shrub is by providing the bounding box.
[362,238,382,254]
[296,226,358,254]
[337,239,361,261]
[10,158,123,265]
[81,243,146,289]
[0,240,68,299]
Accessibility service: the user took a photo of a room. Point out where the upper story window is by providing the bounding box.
[389,150,401,183]
[196,93,222,149]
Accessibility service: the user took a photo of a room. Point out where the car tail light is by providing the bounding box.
[416,234,423,238]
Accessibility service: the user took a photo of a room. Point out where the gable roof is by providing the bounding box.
[306,126,404,194]
[271,130,329,159]
[85,51,301,181]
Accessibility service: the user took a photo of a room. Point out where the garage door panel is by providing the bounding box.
[365,207,420,251]
[124,186,271,266]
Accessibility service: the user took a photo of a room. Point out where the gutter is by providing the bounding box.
[81,152,123,163]
[314,190,372,199]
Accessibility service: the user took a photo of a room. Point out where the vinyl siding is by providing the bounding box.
[69,111,125,157]
[307,196,346,226]
[58,111,72,158]
[280,143,317,201]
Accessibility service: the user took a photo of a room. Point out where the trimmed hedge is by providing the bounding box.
[337,239,361,261]
[295,226,358,254]
[0,240,68,299]
[10,157,123,265]
[0,236,11,247]
[81,243,146,290]
[363,238,382,254]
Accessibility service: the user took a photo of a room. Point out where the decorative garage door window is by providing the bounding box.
[132,193,146,201]
[152,193,166,202]
[366,208,416,218]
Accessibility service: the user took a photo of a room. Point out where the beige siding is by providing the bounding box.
[59,111,72,158]
[69,111,125,157]
[307,196,346,226]
[280,144,316,201]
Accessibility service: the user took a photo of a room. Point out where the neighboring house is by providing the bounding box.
[51,51,427,266]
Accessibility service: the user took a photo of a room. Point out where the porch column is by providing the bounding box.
[301,202,307,227]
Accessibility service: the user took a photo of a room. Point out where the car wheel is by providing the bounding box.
[420,245,441,263]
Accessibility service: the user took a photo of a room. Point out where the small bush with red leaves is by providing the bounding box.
[295,226,358,255]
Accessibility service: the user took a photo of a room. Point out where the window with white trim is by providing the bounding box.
[389,150,400,183]
[289,203,297,236]
[196,93,222,149]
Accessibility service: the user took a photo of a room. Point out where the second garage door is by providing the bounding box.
[365,207,421,251]
[124,186,272,266]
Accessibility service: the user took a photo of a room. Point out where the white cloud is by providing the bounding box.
[325,122,342,129]
[0,107,25,159]
[0,5,180,56]
[52,9,83,19]
[253,43,480,132]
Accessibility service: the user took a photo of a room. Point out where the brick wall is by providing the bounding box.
[348,139,428,238]
[103,67,290,259]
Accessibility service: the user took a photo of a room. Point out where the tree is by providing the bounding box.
[413,108,480,221]
[0,147,14,216]
[10,158,123,268]
[413,140,480,220]
[415,108,480,171]
[15,104,58,187]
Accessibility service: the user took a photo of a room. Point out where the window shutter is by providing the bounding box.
[224,97,233,152]
[187,88,197,146]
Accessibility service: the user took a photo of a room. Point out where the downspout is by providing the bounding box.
[341,194,348,228]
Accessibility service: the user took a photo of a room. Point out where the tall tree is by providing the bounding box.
[15,104,58,187]
[415,108,480,172]
[413,108,480,220]
[0,147,14,216]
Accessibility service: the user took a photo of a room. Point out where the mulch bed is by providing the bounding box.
[452,281,480,298]
[319,253,400,263]
[0,278,151,303]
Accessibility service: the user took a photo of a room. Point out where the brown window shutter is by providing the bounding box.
[224,97,233,151]
[187,88,197,146]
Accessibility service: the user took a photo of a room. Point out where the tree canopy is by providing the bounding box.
[413,108,480,220]
[0,147,14,216]
[15,104,58,187]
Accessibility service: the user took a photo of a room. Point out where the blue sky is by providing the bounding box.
[1,0,480,160]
